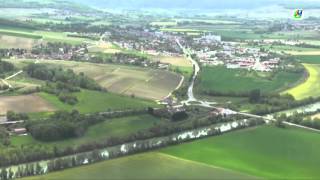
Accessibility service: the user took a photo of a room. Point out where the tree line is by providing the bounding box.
[276,110,320,130]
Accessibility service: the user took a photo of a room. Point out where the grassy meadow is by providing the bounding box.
[295,55,320,64]
[197,66,302,94]
[23,152,256,180]
[39,89,160,114]
[0,28,93,46]
[161,126,320,179]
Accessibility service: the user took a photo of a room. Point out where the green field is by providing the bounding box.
[295,55,320,64]
[160,28,207,34]
[39,89,159,114]
[176,18,239,25]
[12,114,162,148]
[0,30,42,39]
[23,152,256,180]
[284,64,320,100]
[161,126,320,179]
[0,28,93,45]
[260,45,319,53]
[197,66,302,94]
[151,21,177,26]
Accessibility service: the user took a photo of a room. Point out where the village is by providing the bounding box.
[193,34,281,72]
[108,28,182,56]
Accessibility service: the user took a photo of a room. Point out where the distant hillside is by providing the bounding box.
[72,0,279,9]
[71,0,319,10]
[0,0,94,12]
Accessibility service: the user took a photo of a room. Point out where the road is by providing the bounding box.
[177,41,199,102]
[176,39,217,107]
[0,70,23,89]
[5,70,23,80]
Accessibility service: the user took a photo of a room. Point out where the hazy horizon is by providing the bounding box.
[73,0,320,10]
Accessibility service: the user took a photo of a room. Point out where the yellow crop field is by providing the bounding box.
[284,64,320,100]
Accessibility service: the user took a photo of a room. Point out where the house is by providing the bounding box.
[168,105,186,114]
[194,34,222,43]
[216,108,237,116]
[158,63,170,69]
[13,128,27,135]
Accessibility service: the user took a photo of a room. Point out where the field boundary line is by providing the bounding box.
[283,121,320,133]
[157,153,260,179]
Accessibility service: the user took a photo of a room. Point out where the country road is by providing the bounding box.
[176,40,199,103]
[0,70,23,89]
[5,70,23,80]
[176,39,216,108]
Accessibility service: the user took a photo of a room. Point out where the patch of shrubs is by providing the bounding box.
[58,93,78,105]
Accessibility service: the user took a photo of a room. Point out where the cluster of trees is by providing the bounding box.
[67,34,99,41]
[1,149,106,179]
[0,60,14,76]
[0,167,14,180]
[0,127,9,146]
[31,42,82,55]
[277,111,320,130]
[58,93,78,105]
[251,95,320,115]
[150,108,189,122]
[249,89,261,103]
[6,111,29,121]
[26,110,104,141]
[0,49,26,58]
[0,84,9,91]
[42,82,80,105]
